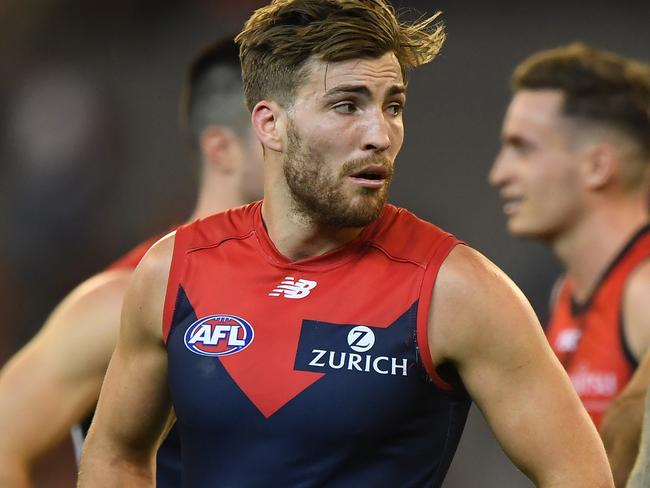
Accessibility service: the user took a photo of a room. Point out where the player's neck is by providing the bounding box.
[187,179,248,222]
[552,200,649,302]
[260,191,364,262]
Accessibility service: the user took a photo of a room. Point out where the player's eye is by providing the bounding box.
[333,102,357,114]
[386,102,404,116]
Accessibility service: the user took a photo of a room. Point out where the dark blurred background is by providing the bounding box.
[0,0,648,486]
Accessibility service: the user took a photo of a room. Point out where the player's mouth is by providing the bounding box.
[501,196,524,216]
[348,165,389,188]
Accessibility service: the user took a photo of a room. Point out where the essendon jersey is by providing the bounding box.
[546,225,650,427]
[73,231,181,488]
[164,201,471,487]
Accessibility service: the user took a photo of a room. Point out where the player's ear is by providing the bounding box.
[200,126,239,174]
[582,142,619,191]
[251,100,283,153]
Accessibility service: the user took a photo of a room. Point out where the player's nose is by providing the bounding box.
[361,108,392,153]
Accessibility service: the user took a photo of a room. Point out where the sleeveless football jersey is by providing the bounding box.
[164,201,471,487]
[546,224,650,427]
[71,231,181,488]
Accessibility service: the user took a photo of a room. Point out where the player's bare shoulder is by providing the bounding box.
[132,230,176,281]
[65,268,133,308]
[623,259,650,360]
[121,231,177,342]
[36,267,132,342]
[428,244,542,365]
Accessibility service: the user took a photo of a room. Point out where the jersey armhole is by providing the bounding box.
[548,275,566,317]
[618,257,650,372]
[162,226,194,344]
[619,306,639,371]
[416,234,462,393]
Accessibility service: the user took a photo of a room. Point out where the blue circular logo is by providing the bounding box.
[184,314,254,357]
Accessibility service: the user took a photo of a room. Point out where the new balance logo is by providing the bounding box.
[269,276,317,299]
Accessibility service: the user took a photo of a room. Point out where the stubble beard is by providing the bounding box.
[283,124,393,228]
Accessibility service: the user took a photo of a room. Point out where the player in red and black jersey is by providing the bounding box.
[0,37,263,487]
[80,2,612,487]
[490,43,650,486]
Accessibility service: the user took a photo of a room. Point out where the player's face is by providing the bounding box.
[489,90,585,241]
[282,52,405,227]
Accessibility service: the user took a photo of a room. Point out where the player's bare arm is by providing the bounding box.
[428,245,614,488]
[0,269,131,487]
[626,389,650,488]
[601,260,650,486]
[604,353,650,487]
[78,233,176,487]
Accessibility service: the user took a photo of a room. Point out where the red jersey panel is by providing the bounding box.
[546,225,650,427]
[162,201,471,487]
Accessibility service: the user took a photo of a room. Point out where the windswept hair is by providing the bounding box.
[236,0,445,111]
[513,42,650,159]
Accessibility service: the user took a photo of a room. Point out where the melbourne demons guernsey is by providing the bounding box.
[546,224,650,427]
[164,201,471,487]
[72,233,182,488]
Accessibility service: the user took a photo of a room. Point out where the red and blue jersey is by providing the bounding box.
[164,201,471,487]
[546,224,650,427]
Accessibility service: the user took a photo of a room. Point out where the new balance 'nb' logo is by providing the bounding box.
[269,277,317,299]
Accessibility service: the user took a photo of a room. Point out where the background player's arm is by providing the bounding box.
[626,390,650,488]
[0,269,132,487]
[600,261,650,487]
[429,245,613,488]
[78,235,175,487]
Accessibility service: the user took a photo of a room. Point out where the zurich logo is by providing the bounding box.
[184,314,254,357]
[347,326,375,352]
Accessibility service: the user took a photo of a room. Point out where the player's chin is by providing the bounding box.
[351,194,388,221]
[507,218,550,241]
[505,215,530,237]
[349,187,387,206]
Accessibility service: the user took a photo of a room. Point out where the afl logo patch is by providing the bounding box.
[184,314,254,357]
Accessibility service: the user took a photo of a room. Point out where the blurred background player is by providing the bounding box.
[0,37,263,487]
[489,43,650,487]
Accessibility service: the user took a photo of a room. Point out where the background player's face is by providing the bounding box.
[489,90,586,242]
[282,52,405,227]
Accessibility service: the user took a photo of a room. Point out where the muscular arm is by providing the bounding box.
[429,245,613,487]
[0,269,132,487]
[601,261,650,487]
[78,234,175,487]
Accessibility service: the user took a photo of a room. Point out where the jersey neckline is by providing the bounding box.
[251,200,392,271]
[569,222,650,315]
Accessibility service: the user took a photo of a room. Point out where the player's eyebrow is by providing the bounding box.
[323,84,405,99]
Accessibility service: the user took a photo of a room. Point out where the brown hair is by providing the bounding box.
[235,0,445,111]
[513,43,650,159]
